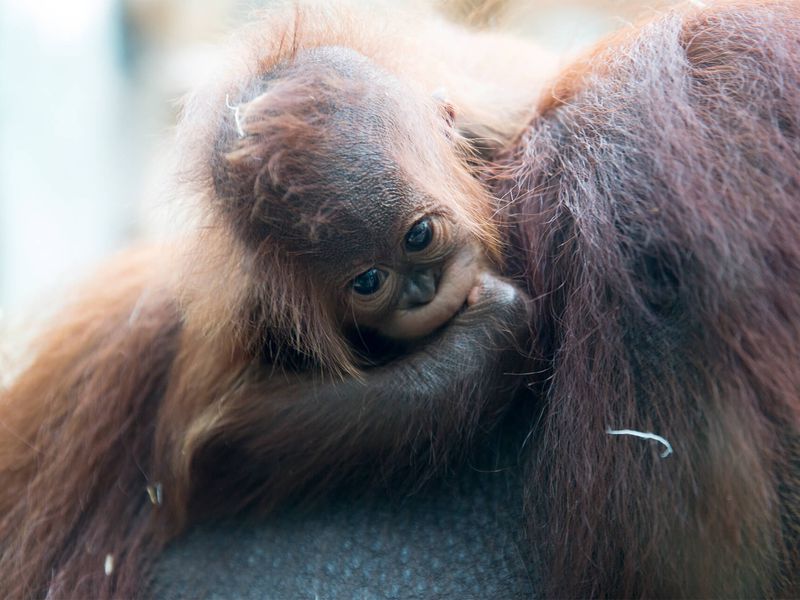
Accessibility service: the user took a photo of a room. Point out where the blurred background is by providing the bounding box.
[0,0,673,328]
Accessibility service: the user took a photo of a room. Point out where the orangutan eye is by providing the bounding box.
[352,268,384,295]
[405,219,432,251]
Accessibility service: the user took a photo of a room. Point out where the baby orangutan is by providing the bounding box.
[181,42,532,510]
[0,27,532,600]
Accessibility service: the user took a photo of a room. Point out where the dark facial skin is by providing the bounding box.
[336,216,485,341]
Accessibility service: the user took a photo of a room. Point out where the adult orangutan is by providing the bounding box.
[491,1,800,596]
[1,1,799,599]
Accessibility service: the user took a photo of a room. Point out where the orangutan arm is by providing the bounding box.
[184,274,531,514]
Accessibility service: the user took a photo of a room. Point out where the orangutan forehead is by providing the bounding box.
[249,48,431,265]
[276,158,422,267]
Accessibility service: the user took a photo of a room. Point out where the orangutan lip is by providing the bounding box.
[377,242,483,341]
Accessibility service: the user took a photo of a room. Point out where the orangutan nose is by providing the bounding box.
[404,270,437,307]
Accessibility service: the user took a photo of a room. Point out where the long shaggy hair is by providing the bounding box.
[493,1,800,596]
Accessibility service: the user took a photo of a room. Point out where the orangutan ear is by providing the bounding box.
[432,87,456,128]
[431,86,502,161]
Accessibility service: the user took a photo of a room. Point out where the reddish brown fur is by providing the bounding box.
[1,1,798,598]
[0,248,182,597]
[493,0,800,596]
